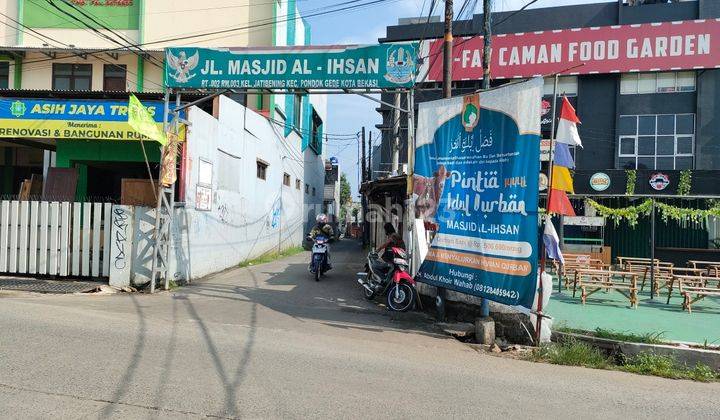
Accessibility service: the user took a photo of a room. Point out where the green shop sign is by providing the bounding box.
[23,0,139,30]
[164,44,418,90]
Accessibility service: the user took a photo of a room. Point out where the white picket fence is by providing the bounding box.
[0,201,113,278]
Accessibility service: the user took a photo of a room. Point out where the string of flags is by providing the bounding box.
[547,96,581,217]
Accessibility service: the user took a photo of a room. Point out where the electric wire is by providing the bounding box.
[10,0,402,72]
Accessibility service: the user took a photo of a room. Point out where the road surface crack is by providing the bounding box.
[0,381,235,419]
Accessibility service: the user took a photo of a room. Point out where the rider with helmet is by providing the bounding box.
[308,214,334,268]
[309,213,334,240]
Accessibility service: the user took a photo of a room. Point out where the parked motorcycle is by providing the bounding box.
[308,234,330,281]
[357,247,416,311]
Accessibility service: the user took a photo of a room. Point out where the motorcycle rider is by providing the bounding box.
[375,222,405,262]
[308,213,334,269]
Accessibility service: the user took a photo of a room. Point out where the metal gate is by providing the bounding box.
[0,201,113,278]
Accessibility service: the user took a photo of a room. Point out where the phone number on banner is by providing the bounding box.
[475,284,519,300]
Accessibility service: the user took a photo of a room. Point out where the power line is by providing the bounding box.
[12,0,400,69]
[45,0,164,69]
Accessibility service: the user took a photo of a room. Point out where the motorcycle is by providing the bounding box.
[357,247,416,312]
[308,234,330,281]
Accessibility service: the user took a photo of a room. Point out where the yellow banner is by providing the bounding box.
[128,94,167,145]
[0,119,185,142]
[551,165,574,194]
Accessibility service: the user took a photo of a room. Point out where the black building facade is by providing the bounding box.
[377,0,720,196]
[376,0,720,260]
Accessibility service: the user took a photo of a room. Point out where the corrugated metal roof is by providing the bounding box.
[0,89,210,101]
[0,45,163,53]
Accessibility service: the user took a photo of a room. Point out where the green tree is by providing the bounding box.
[340,173,351,205]
[340,173,351,220]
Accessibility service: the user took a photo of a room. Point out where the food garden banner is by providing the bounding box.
[413,78,542,309]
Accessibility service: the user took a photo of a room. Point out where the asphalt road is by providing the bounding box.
[0,239,718,419]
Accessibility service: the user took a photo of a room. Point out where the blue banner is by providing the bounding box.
[0,98,185,142]
[0,98,173,122]
[413,79,543,309]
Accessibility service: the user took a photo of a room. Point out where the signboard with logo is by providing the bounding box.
[413,79,542,309]
[164,44,418,89]
[419,20,720,80]
[589,172,611,191]
[541,95,576,139]
[564,216,605,227]
[649,172,670,191]
[0,98,184,142]
[23,0,139,30]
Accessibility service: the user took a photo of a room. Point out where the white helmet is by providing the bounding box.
[316,213,328,224]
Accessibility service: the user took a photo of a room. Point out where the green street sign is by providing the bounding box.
[164,44,418,90]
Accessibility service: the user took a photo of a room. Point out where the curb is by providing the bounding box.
[553,331,720,371]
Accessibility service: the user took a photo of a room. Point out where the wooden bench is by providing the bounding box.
[620,259,673,295]
[687,260,720,276]
[639,266,675,297]
[661,267,706,303]
[574,269,639,308]
[616,256,660,269]
[557,253,604,288]
[676,275,720,313]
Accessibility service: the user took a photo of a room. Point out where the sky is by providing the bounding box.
[297,0,613,198]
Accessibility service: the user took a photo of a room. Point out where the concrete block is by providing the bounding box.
[437,322,475,338]
[475,317,496,345]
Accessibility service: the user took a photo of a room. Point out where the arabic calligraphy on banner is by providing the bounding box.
[413,79,542,309]
[0,98,185,141]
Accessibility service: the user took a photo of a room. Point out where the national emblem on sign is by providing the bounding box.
[166,50,200,83]
[384,45,415,84]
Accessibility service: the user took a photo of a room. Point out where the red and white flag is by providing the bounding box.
[555,96,582,147]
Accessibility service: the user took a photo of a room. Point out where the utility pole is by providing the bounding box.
[368,132,373,182]
[361,127,367,183]
[361,127,368,246]
[391,93,401,174]
[436,0,455,321]
[442,0,453,98]
[478,0,493,322]
[482,0,493,90]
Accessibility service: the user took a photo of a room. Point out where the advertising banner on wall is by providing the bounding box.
[413,78,542,309]
[164,43,418,89]
[419,19,720,81]
[23,0,139,29]
[0,98,184,142]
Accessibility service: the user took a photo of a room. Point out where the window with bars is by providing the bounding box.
[620,71,695,95]
[256,159,268,180]
[0,62,9,89]
[295,179,301,190]
[52,63,92,91]
[283,173,291,186]
[617,114,695,170]
[543,76,578,95]
[103,64,127,91]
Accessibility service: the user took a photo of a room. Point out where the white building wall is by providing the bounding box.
[169,95,325,281]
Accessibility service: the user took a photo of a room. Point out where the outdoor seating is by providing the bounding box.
[639,265,675,297]
[687,260,720,276]
[675,275,720,313]
[573,268,639,308]
[618,257,673,294]
[557,253,604,288]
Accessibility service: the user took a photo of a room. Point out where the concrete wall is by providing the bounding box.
[19,52,164,92]
[166,95,326,282]
[0,0,18,45]
[143,0,272,48]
